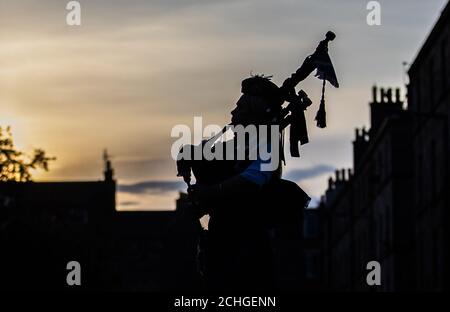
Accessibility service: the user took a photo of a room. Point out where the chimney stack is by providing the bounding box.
[103,149,114,182]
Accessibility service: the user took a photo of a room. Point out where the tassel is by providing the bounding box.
[315,78,327,128]
[280,131,286,165]
[315,98,326,128]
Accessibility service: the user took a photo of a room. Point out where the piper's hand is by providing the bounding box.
[188,184,213,204]
[188,184,214,217]
[187,201,209,219]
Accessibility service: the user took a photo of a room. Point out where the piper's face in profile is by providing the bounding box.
[231,97,251,126]
[230,94,271,127]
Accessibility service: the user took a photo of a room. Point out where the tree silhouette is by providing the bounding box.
[0,126,56,182]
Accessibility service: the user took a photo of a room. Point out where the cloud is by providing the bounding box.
[113,158,177,181]
[118,200,140,206]
[118,180,186,195]
[284,164,335,182]
[308,197,321,208]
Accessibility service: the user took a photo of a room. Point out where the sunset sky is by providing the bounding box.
[1,0,447,210]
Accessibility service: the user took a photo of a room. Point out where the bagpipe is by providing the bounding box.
[177,31,339,189]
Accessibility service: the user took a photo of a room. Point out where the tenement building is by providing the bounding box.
[319,1,449,291]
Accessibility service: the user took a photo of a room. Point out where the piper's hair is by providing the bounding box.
[250,72,274,80]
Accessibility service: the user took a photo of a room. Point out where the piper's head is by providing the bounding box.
[230,75,282,127]
[231,94,273,126]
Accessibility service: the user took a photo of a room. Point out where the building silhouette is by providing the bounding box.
[407,0,449,290]
[319,1,449,291]
[0,154,200,291]
[320,86,414,291]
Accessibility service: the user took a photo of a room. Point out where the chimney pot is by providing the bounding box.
[328,177,333,189]
[372,85,378,103]
[395,88,401,103]
[387,88,393,103]
[335,170,340,182]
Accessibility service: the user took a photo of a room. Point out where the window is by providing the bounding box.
[418,236,423,287]
[384,206,390,246]
[418,153,423,209]
[431,141,437,199]
[377,213,382,256]
[416,77,421,113]
[429,60,435,109]
[441,40,448,92]
[304,213,318,239]
[305,250,320,279]
[432,230,438,287]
